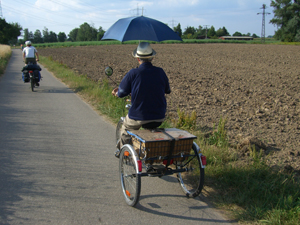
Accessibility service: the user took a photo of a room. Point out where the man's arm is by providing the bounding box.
[117,72,132,98]
[35,52,39,61]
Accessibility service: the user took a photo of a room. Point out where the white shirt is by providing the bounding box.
[23,46,37,58]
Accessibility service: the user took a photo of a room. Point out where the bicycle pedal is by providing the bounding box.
[114,150,120,158]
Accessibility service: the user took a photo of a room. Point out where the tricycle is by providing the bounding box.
[105,66,206,207]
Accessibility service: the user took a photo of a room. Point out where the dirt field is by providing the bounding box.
[38,43,300,173]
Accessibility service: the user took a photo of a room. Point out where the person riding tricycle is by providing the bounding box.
[112,42,171,156]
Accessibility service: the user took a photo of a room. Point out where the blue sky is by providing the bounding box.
[2,0,276,38]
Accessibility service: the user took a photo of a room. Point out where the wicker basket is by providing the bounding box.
[128,128,196,163]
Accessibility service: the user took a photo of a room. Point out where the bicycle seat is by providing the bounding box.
[142,122,162,129]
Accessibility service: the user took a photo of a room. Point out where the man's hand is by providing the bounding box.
[112,87,119,97]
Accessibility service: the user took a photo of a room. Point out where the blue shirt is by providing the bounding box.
[118,62,171,120]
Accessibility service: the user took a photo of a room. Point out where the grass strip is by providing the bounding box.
[39,55,300,225]
[205,159,300,224]
[32,38,286,48]
[0,44,12,76]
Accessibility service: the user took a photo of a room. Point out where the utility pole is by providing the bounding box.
[169,19,178,29]
[132,4,143,16]
[203,25,209,39]
[0,0,3,18]
[257,4,270,43]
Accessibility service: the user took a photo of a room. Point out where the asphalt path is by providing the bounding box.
[0,49,235,225]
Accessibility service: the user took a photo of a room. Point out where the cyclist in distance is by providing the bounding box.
[22,41,41,86]
[112,42,171,157]
[22,41,39,65]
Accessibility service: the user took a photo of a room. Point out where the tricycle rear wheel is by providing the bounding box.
[177,143,204,198]
[119,146,141,207]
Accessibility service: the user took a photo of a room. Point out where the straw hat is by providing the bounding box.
[132,42,156,58]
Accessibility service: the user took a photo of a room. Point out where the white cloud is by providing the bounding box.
[35,0,62,11]
[35,0,82,12]
[129,0,154,7]
[156,0,200,6]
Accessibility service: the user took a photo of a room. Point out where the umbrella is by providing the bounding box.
[101,16,182,42]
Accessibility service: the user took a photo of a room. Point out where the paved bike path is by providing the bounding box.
[0,49,235,224]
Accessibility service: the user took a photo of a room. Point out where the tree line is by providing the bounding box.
[19,22,258,45]
[173,24,259,39]
[19,22,106,44]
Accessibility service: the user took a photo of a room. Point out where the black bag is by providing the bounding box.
[21,64,42,72]
[21,64,41,83]
[33,70,39,82]
[23,71,30,82]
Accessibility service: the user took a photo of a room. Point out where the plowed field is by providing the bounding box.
[38,43,300,173]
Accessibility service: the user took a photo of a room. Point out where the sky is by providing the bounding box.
[1,0,276,39]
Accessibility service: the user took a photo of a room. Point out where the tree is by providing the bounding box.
[270,0,300,42]
[182,26,197,39]
[97,26,105,41]
[0,18,22,44]
[207,26,216,38]
[216,26,230,37]
[173,23,182,38]
[33,30,43,43]
[43,27,57,43]
[252,33,259,38]
[68,28,79,42]
[76,22,97,41]
[233,31,242,36]
[194,25,207,38]
[58,32,67,42]
[43,27,50,43]
[49,31,57,42]
[23,28,29,42]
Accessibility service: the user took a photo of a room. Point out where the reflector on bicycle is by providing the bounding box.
[137,160,142,172]
[124,151,130,157]
[126,190,131,197]
[201,155,207,166]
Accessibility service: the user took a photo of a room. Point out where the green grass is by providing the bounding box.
[39,50,300,225]
[205,159,300,224]
[0,44,12,76]
[32,38,285,48]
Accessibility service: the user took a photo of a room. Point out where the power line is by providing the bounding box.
[2,3,61,25]
[3,1,114,33]
[257,4,270,43]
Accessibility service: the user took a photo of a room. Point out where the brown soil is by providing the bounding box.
[38,43,300,173]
